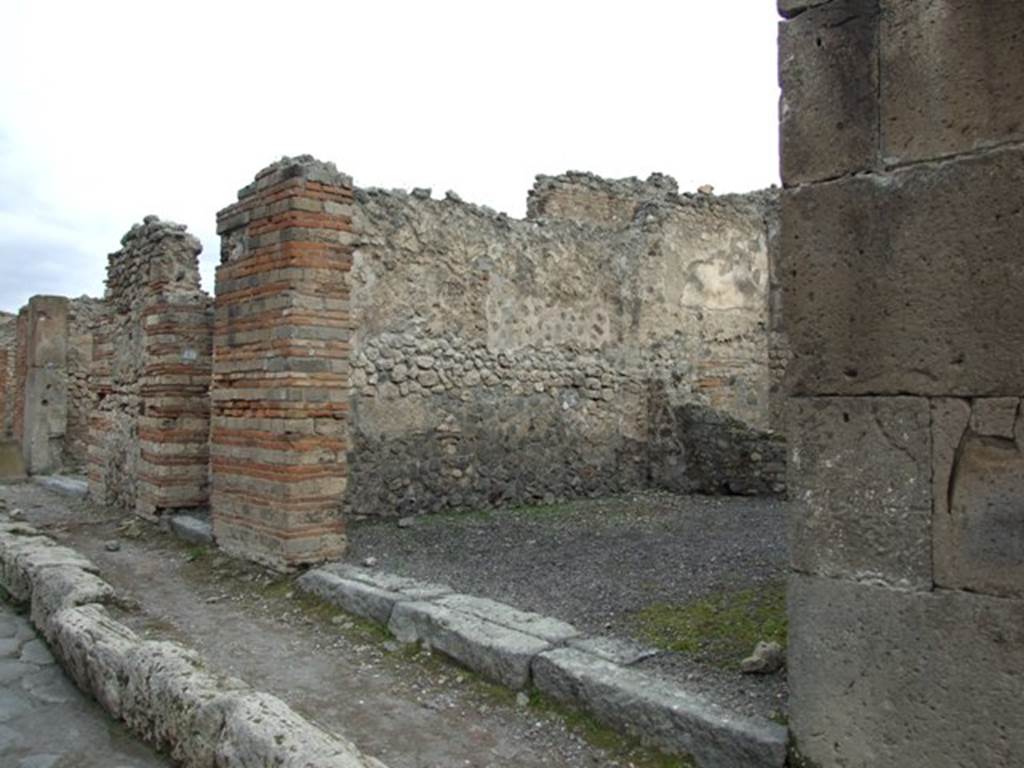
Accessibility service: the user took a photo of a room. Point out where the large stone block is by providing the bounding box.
[26,296,69,368]
[933,398,1024,598]
[387,600,551,690]
[22,366,68,474]
[788,574,1024,768]
[779,0,879,185]
[533,647,787,768]
[787,397,932,589]
[777,0,837,18]
[881,0,1024,164]
[784,146,1024,396]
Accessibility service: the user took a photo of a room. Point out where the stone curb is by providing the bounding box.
[0,514,389,768]
[166,513,215,545]
[33,475,89,497]
[299,563,788,768]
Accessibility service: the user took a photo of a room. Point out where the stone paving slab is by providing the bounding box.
[388,600,552,690]
[309,560,788,767]
[433,593,580,644]
[166,514,214,545]
[32,476,88,497]
[322,563,452,600]
[0,600,172,768]
[533,647,787,768]
[0,513,390,768]
[297,569,409,625]
[567,635,659,666]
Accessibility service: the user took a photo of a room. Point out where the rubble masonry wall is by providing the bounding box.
[64,297,104,470]
[88,217,212,519]
[0,312,15,436]
[347,173,784,517]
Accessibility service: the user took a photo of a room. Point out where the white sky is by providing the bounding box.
[0,0,781,313]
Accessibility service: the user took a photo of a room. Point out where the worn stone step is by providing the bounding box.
[388,600,552,690]
[33,476,88,497]
[321,563,452,601]
[297,570,408,625]
[533,647,787,768]
[432,593,579,644]
[167,514,214,546]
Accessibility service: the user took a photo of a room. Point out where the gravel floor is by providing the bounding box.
[348,491,789,721]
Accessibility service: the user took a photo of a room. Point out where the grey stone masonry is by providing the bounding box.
[779,2,1024,766]
[533,647,787,768]
[0,512,389,768]
[298,563,787,767]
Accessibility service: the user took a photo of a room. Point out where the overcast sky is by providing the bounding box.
[0,1,780,313]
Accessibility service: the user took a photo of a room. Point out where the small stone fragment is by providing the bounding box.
[362,556,378,568]
[104,540,121,552]
[740,641,784,674]
[516,692,530,707]
[397,516,416,529]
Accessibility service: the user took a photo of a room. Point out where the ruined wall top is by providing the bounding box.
[106,216,204,310]
[527,170,776,229]
[233,155,354,203]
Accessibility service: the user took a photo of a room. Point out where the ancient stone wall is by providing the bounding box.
[212,158,352,568]
[64,297,103,470]
[780,1,1024,765]
[16,296,70,474]
[12,310,27,445]
[347,173,783,517]
[88,217,212,518]
[0,312,16,436]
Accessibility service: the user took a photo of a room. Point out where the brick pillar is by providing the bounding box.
[87,218,212,518]
[211,156,352,568]
[87,307,114,500]
[136,296,213,517]
[780,2,1024,766]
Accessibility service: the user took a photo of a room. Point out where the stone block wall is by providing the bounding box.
[347,172,784,517]
[63,298,103,470]
[16,296,70,474]
[780,1,1024,765]
[6,296,104,473]
[88,217,212,519]
[12,310,27,445]
[212,158,352,568]
[0,312,15,436]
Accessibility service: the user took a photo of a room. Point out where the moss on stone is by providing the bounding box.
[526,690,696,767]
[632,581,787,670]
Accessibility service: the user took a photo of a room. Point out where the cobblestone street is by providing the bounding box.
[0,600,170,768]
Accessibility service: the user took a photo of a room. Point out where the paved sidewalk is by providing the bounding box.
[0,600,170,768]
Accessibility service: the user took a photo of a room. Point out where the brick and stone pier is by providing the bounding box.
[211,157,354,568]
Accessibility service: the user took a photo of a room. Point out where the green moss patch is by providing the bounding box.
[632,581,787,670]
[527,691,696,767]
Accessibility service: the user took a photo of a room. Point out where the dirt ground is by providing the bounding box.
[348,493,789,721]
[0,481,704,768]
